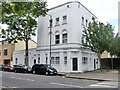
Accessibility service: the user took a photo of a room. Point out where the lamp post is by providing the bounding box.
[48,14,52,65]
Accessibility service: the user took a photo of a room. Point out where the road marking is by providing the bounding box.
[89,84,115,88]
[11,77,34,82]
[89,82,118,88]
[50,82,83,88]
[3,86,19,88]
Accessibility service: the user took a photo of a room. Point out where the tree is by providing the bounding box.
[1,1,48,66]
[82,18,114,71]
[116,37,120,58]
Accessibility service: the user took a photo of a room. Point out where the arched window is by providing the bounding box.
[62,31,67,44]
[55,32,60,44]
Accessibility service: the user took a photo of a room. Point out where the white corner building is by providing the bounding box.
[37,1,100,72]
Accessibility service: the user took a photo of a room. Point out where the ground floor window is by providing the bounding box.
[82,57,88,64]
[38,57,40,64]
[51,57,60,64]
[15,58,18,64]
[64,56,67,64]
[34,59,36,64]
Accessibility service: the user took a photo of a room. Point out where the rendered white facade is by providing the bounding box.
[37,1,100,72]
[13,48,37,67]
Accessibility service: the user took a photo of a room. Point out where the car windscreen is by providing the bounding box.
[44,65,54,69]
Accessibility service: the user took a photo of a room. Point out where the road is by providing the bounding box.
[1,71,118,89]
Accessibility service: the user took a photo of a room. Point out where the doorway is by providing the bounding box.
[73,58,78,71]
[94,59,96,69]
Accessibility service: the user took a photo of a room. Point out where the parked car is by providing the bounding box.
[14,65,32,73]
[2,65,9,71]
[2,65,17,72]
[0,64,4,71]
[32,64,58,75]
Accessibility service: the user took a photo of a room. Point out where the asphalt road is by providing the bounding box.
[1,71,118,89]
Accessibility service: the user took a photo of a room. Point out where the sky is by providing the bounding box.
[47,0,119,34]
[0,0,119,41]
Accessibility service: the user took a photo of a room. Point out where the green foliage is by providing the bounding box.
[83,18,114,55]
[2,1,48,42]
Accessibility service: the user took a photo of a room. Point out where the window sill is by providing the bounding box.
[54,24,60,27]
[62,23,67,25]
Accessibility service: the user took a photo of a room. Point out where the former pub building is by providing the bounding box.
[36,1,100,72]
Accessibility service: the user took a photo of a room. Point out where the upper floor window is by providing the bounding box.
[55,34,60,44]
[86,19,88,27]
[56,17,59,25]
[4,49,7,56]
[82,17,84,25]
[62,33,67,44]
[63,16,67,24]
[81,35,84,44]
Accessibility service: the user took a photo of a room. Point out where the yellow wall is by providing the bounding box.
[15,40,37,51]
[101,50,108,58]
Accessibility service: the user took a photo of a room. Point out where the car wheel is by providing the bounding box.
[15,70,17,73]
[32,70,36,74]
[45,71,49,76]
[24,70,27,73]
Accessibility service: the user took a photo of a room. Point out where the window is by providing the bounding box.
[82,35,84,43]
[82,17,84,25]
[64,57,67,64]
[55,34,60,44]
[82,57,88,64]
[4,49,7,56]
[15,58,18,64]
[34,59,36,64]
[38,57,40,64]
[51,57,55,64]
[56,57,60,64]
[86,19,88,27]
[46,57,48,64]
[62,33,67,43]
[0,50,1,56]
[56,18,59,25]
[63,16,67,24]
[51,57,60,65]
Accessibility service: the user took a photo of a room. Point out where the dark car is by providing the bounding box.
[0,64,4,71]
[32,64,58,75]
[14,65,32,73]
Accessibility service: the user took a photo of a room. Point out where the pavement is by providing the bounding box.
[58,70,119,82]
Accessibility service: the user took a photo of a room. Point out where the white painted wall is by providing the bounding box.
[13,48,37,67]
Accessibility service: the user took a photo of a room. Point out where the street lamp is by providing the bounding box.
[48,14,52,65]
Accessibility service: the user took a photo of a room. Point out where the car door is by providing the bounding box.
[39,65,47,74]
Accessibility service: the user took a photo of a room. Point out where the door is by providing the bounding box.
[94,59,96,69]
[73,58,78,71]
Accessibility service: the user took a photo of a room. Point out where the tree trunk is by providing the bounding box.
[25,39,29,66]
[111,56,114,69]
[98,51,102,72]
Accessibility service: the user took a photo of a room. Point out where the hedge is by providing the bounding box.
[101,58,120,69]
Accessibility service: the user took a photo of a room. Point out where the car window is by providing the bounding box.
[40,65,45,68]
[45,65,54,69]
